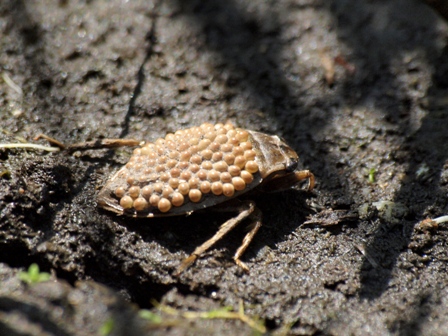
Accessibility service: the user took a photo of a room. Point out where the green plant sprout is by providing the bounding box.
[99,318,115,336]
[138,310,163,324]
[368,168,376,183]
[19,263,51,284]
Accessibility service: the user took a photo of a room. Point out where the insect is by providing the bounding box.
[97,122,315,274]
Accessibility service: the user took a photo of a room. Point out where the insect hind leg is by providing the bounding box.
[233,206,262,273]
[174,201,257,275]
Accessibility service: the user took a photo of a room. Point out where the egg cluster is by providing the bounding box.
[114,123,259,213]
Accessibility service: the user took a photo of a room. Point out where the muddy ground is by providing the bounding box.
[1,0,448,335]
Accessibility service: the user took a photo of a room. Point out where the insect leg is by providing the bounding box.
[295,170,315,191]
[66,139,141,152]
[233,206,262,273]
[34,135,141,152]
[174,201,255,275]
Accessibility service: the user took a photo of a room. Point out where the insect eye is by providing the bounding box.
[285,158,298,172]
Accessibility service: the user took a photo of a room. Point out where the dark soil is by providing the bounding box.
[1,0,448,335]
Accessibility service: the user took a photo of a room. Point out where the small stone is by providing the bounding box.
[372,201,408,224]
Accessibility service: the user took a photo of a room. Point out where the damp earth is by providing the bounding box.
[1,0,448,335]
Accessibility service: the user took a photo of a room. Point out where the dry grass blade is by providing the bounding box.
[0,143,60,152]
[150,299,266,334]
